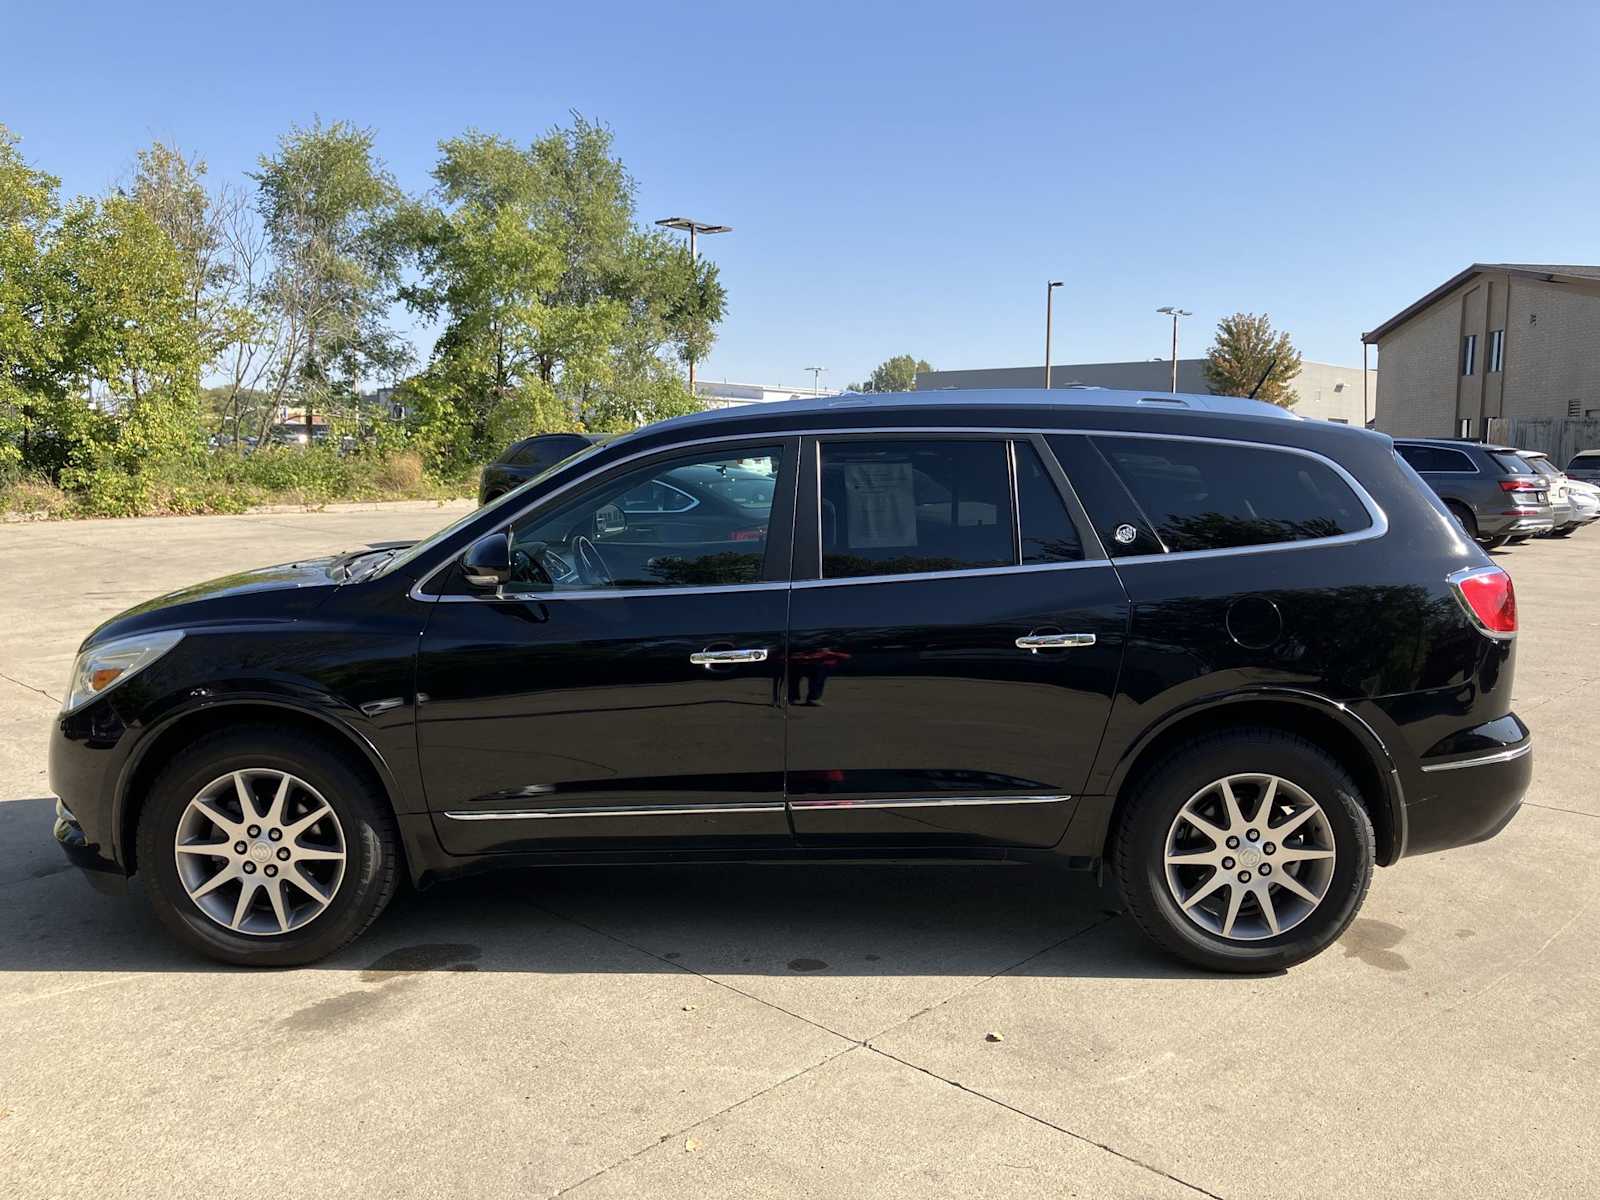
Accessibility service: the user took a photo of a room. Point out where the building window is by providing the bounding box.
[1488,329,1504,373]
[1461,334,1478,377]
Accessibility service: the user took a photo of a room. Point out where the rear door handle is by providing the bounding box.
[690,647,770,667]
[1015,633,1096,653]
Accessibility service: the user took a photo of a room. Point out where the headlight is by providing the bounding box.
[63,630,184,714]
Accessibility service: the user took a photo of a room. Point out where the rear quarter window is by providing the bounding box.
[1488,451,1533,475]
[1091,436,1373,554]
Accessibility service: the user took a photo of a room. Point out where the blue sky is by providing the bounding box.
[5,0,1597,390]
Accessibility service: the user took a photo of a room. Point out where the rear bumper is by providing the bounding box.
[1482,513,1556,536]
[1401,740,1531,857]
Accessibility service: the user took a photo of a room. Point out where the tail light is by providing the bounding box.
[1449,566,1517,639]
[1499,480,1541,494]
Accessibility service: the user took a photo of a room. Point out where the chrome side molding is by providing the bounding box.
[1419,742,1532,773]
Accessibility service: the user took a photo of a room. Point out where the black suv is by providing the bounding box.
[51,390,1531,972]
[1392,438,1553,548]
[478,431,611,504]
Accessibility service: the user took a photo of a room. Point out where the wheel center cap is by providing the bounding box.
[248,841,274,865]
[1237,846,1263,869]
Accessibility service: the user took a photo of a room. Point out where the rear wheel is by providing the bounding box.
[1445,501,1478,540]
[1484,534,1511,550]
[137,726,400,966]
[1113,728,1375,972]
[1549,526,1575,538]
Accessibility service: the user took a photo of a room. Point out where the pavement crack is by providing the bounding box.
[0,669,60,705]
[864,910,1121,1043]
[528,899,859,1047]
[549,1044,862,1198]
[1524,800,1600,821]
[866,1045,1226,1200]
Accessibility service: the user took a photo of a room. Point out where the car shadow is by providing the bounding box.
[2,796,1223,981]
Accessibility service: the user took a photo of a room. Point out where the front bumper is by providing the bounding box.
[1402,740,1532,857]
[52,797,128,893]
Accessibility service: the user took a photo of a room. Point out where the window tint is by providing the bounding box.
[1015,442,1083,564]
[507,446,783,591]
[1092,437,1372,553]
[1395,444,1475,473]
[820,440,1013,578]
[1568,452,1600,470]
[507,435,589,469]
[1488,451,1533,475]
[1526,457,1559,478]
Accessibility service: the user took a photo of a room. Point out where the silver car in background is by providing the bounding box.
[1566,450,1600,484]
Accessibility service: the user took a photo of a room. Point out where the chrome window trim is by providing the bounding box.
[1419,742,1531,773]
[792,559,1109,590]
[408,424,1388,603]
[789,794,1070,810]
[444,801,788,821]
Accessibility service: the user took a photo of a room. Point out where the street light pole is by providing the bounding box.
[1156,306,1192,392]
[1044,281,1063,389]
[655,216,733,399]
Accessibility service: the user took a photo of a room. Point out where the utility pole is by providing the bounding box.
[1156,307,1191,392]
[1044,281,1063,389]
[806,366,827,394]
[655,216,732,399]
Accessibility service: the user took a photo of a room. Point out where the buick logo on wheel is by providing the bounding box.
[1114,523,1138,545]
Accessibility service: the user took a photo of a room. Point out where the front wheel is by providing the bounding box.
[137,725,400,966]
[1113,728,1374,972]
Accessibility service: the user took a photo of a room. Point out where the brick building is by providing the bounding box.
[1364,264,1600,440]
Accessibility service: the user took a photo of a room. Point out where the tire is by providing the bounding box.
[1507,535,1531,544]
[1113,728,1375,973]
[136,724,400,967]
[1483,534,1511,550]
[1550,527,1575,538]
[1445,501,1478,540]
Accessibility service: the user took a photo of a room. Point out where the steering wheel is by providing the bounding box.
[572,535,613,586]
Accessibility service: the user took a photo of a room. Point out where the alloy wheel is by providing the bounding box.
[172,769,347,936]
[1162,773,1337,941]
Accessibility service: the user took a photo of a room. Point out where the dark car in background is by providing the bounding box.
[478,432,612,504]
[51,389,1531,974]
[1392,438,1553,548]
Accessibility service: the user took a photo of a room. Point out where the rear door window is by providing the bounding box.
[1395,444,1475,473]
[1091,436,1373,553]
[1567,452,1600,471]
[819,440,1014,578]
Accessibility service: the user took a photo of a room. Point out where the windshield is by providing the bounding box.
[1527,457,1560,478]
[373,438,616,579]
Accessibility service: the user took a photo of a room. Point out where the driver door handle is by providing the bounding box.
[690,647,769,667]
[1015,632,1096,652]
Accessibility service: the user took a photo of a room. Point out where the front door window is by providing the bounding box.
[508,447,785,591]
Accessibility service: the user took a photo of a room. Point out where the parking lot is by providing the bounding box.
[2,504,1597,1199]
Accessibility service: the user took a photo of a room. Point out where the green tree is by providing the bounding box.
[391,117,720,472]
[1202,312,1302,407]
[252,119,407,443]
[848,354,931,393]
[0,125,66,476]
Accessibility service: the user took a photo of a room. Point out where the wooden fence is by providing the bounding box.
[1484,417,1600,464]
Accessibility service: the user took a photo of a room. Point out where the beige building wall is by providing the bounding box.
[1374,269,1600,436]
[1504,279,1600,421]
[917,359,1373,423]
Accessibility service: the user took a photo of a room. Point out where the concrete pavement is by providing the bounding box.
[1,507,1596,1198]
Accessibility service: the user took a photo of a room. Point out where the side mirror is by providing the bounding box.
[461,532,512,588]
